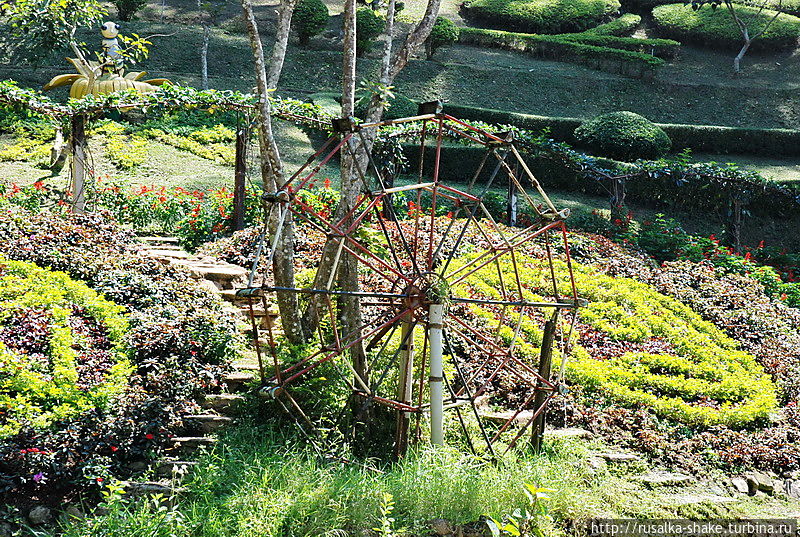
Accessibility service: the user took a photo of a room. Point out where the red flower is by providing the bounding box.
[744,252,752,261]
[33,181,44,191]
[96,477,104,483]
[323,178,331,189]
[145,433,155,440]
[110,446,119,452]
[758,240,765,249]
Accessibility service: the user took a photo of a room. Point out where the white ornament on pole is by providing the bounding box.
[428,303,445,445]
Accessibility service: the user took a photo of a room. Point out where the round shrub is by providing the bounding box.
[355,93,417,120]
[0,257,131,438]
[461,0,621,34]
[356,7,386,55]
[574,111,671,161]
[426,17,461,58]
[293,0,330,45]
[652,3,800,51]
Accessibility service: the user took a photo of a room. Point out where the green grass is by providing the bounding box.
[652,3,800,51]
[44,420,797,537]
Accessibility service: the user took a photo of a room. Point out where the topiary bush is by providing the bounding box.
[354,93,417,120]
[426,17,461,58]
[652,3,800,50]
[584,12,641,35]
[114,0,147,21]
[461,0,621,34]
[356,7,386,55]
[574,111,671,161]
[293,0,330,45]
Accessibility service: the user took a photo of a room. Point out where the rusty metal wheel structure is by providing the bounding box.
[237,105,584,460]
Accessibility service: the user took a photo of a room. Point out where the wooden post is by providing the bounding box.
[725,196,743,254]
[507,161,519,226]
[609,175,627,222]
[394,313,414,457]
[531,310,558,453]
[70,115,87,213]
[233,121,249,231]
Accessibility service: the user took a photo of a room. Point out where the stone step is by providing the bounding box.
[240,306,279,318]
[169,436,218,454]
[598,452,641,463]
[183,414,234,433]
[144,249,195,260]
[544,427,593,439]
[479,410,533,425]
[122,480,185,497]
[201,394,246,412]
[635,471,693,487]
[224,371,256,391]
[139,236,179,245]
[231,361,261,372]
[189,265,248,283]
[154,460,200,478]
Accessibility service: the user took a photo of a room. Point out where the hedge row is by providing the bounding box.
[443,102,800,157]
[584,12,641,35]
[458,27,666,78]
[401,142,795,217]
[460,0,621,34]
[652,3,800,51]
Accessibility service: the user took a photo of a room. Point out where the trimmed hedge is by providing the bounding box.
[458,27,666,78]
[652,3,800,51]
[574,111,672,160]
[461,0,621,34]
[427,16,461,57]
[443,102,800,157]
[584,12,641,35]
[293,0,330,45]
[355,94,418,120]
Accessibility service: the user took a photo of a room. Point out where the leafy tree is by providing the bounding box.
[0,0,107,63]
[293,0,329,45]
[425,16,459,58]
[356,7,385,55]
[114,0,147,21]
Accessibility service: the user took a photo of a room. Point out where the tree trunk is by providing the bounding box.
[267,0,299,89]
[70,115,86,213]
[241,0,305,344]
[338,0,368,377]
[733,37,751,74]
[201,22,210,90]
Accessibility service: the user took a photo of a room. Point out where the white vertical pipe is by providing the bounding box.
[428,303,445,445]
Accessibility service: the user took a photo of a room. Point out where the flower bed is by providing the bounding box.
[454,252,778,427]
[0,208,241,498]
[0,257,131,438]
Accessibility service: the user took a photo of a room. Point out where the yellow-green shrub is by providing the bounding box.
[454,253,778,427]
[0,257,132,438]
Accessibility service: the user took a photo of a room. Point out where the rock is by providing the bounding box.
[544,427,593,439]
[28,506,52,525]
[430,519,453,535]
[169,436,217,454]
[636,471,693,487]
[202,394,245,412]
[123,481,185,497]
[731,477,750,494]
[747,471,774,494]
[599,452,639,463]
[126,460,148,473]
[670,493,736,506]
[63,505,85,520]
[155,460,199,478]
[183,414,234,433]
[785,479,800,499]
[0,522,13,537]
[198,279,222,296]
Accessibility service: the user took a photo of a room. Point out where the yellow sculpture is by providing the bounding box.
[43,22,169,98]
